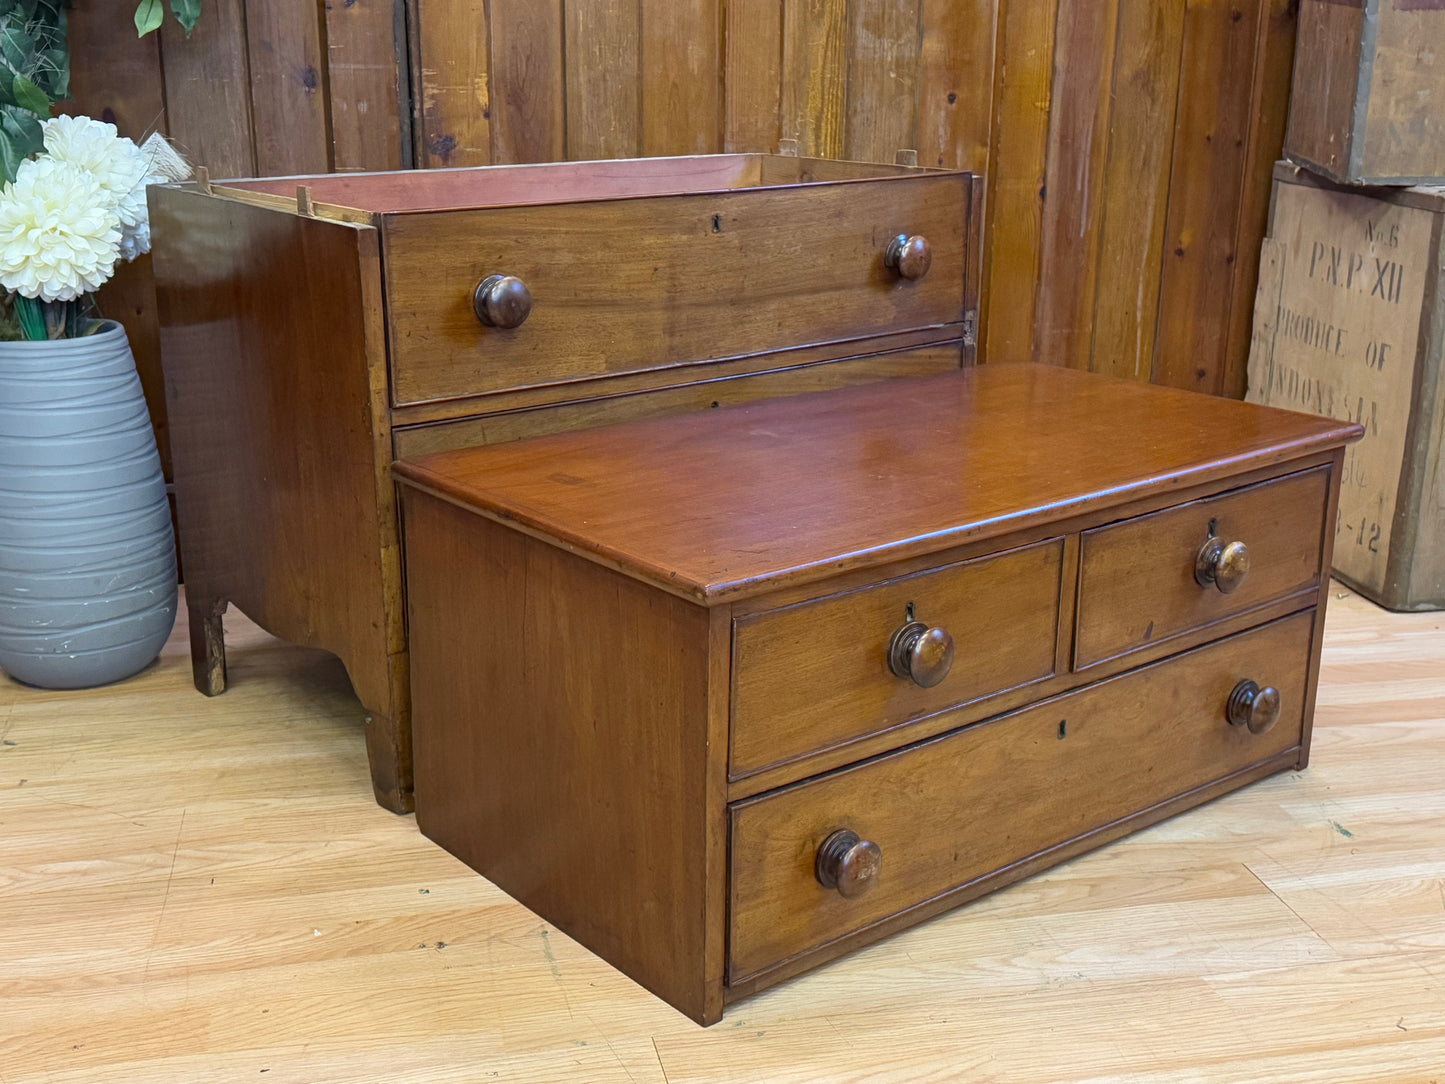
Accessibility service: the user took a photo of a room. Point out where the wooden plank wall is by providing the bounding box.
[66,0,1297,402]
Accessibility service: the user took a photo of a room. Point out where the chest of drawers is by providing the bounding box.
[393,364,1361,1024]
[150,155,981,812]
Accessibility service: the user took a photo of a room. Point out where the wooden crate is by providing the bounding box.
[1285,0,1445,185]
[1247,162,1445,610]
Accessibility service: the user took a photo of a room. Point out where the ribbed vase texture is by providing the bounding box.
[0,321,178,688]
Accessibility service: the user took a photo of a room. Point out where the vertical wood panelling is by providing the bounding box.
[488,0,566,164]
[1220,0,1299,400]
[565,0,643,160]
[64,1,170,478]
[1150,0,1263,394]
[780,0,848,158]
[325,0,406,172]
[245,0,332,176]
[844,0,922,163]
[1032,0,1119,369]
[916,0,998,173]
[981,0,1060,366]
[73,0,1300,406]
[641,0,723,156]
[724,0,784,152]
[413,0,492,167]
[160,0,256,177]
[1087,0,1187,381]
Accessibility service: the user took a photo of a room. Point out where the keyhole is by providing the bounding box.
[1058,719,1067,740]
[711,214,722,233]
[905,602,916,622]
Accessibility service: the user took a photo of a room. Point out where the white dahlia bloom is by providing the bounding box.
[0,157,122,302]
[42,114,159,262]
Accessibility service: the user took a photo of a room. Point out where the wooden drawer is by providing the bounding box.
[392,341,963,459]
[382,175,967,405]
[728,610,1315,983]
[1074,468,1329,668]
[730,538,1063,779]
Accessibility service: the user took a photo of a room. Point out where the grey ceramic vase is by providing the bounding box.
[0,320,178,688]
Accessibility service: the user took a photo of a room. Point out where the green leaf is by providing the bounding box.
[12,73,47,116]
[134,0,163,37]
[171,0,201,35]
[0,104,42,183]
[0,25,28,74]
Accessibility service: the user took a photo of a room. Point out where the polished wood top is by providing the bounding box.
[393,365,1363,603]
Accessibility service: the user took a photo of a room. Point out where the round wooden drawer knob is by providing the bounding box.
[885,234,933,280]
[1195,537,1250,594]
[816,829,883,899]
[888,618,955,688]
[1227,679,1282,735]
[473,274,533,329]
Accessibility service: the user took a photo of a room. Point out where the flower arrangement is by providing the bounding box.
[0,1,199,340]
[0,115,167,339]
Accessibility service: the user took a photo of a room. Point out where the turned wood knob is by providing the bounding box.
[1227,680,1282,735]
[816,830,883,899]
[473,274,533,329]
[885,234,933,280]
[1195,537,1250,594]
[888,618,954,688]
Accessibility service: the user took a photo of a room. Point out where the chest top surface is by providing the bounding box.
[392,364,1362,603]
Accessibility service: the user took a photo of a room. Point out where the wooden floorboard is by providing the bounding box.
[2,584,1443,1082]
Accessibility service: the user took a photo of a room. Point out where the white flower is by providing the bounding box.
[0,157,122,302]
[42,114,159,261]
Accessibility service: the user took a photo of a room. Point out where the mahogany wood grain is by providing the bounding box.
[730,538,1062,778]
[150,186,410,813]
[728,611,1316,983]
[389,326,966,428]
[1074,466,1331,669]
[380,175,969,403]
[402,496,723,1024]
[391,343,964,458]
[392,365,1363,606]
[229,154,765,211]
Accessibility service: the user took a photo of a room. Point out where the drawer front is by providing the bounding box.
[392,342,963,458]
[728,611,1315,982]
[730,538,1063,779]
[382,176,967,405]
[1074,467,1329,669]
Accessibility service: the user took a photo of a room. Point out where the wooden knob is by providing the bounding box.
[473,274,533,329]
[888,618,954,688]
[815,830,882,899]
[885,234,933,280]
[1195,537,1250,594]
[1227,680,1282,735]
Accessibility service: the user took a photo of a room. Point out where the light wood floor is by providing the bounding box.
[3,587,1443,1083]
